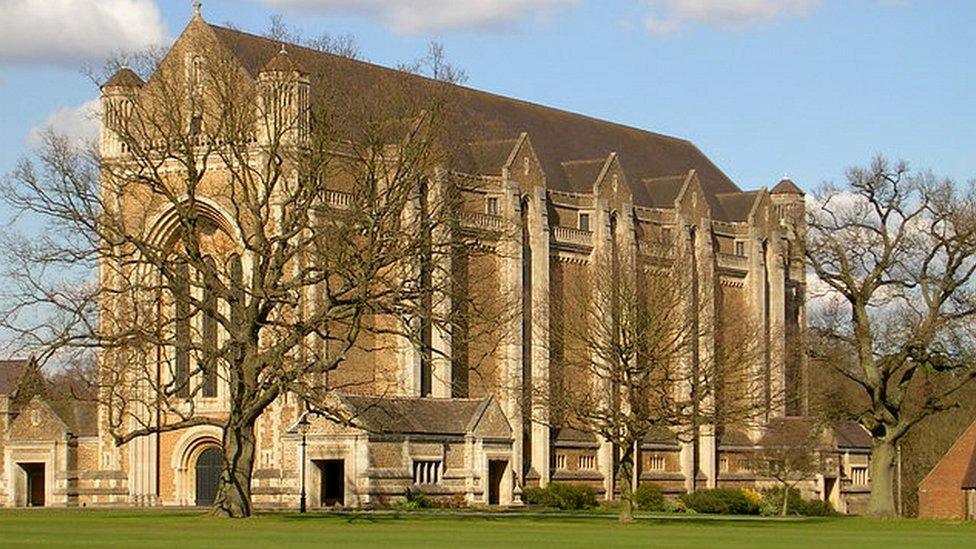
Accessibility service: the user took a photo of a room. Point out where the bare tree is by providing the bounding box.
[0,41,499,518]
[264,14,363,60]
[805,156,976,517]
[398,41,469,85]
[543,250,766,522]
[749,418,825,516]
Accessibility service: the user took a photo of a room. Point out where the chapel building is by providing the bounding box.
[1,8,872,512]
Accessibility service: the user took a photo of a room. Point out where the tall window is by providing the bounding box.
[201,256,218,398]
[172,261,191,398]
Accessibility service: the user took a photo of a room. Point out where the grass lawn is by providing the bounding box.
[1,510,975,548]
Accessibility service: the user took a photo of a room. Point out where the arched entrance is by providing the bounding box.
[195,447,222,507]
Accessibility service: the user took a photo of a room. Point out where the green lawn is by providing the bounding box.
[1,510,975,548]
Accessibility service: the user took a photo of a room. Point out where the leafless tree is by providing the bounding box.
[398,41,469,85]
[805,156,976,517]
[542,249,767,522]
[749,418,825,516]
[0,42,504,518]
[264,14,363,60]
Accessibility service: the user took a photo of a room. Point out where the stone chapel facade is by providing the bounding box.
[1,8,872,512]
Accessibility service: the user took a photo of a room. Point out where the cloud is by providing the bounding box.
[27,99,101,148]
[642,0,820,35]
[0,0,167,66]
[253,0,578,33]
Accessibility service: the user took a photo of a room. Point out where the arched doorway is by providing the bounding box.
[195,447,222,507]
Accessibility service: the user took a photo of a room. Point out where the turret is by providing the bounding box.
[100,67,144,158]
[257,46,310,146]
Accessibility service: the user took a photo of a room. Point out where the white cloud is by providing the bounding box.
[27,99,101,148]
[254,0,578,33]
[643,0,820,35]
[0,0,167,66]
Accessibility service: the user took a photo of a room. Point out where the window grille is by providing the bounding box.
[413,460,441,485]
[647,455,666,472]
[578,455,596,470]
[851,466,869,486]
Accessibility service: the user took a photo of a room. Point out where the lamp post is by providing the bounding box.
[297,414,310,514]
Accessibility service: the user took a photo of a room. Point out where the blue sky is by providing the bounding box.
[0,0,973,197]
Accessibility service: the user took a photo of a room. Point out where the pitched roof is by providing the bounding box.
[554,427,598,444]
[47,398,98,437]
[641,175,687,209]
[761,417,817,447]
[206,24,743,206]
[561,159,605,193]
[260,47,306,75]
[340,394,508,437]
[771,178,804,195]
[103,67,145,89]
[0,359,30,395]
[715,191,760,222]
[833,420,872,450]
[464,139,519,176]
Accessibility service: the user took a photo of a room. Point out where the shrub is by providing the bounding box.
[759,487,836,516]
[798,498,836,516]
[523,483,597,510]
[679,489,759,515]
[547,483,598,510]
[522,487,553,507]
[400,488,434,509]
[634,484,666,512]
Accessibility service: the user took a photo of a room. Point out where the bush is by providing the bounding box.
[399,488,434,509]
[523,483,597,510]
[679,489,759,515]
[759,487,836,516]
[798,498,836,517]
[634,484,666,512]
[548,483,598,510]
[522,486,554,507]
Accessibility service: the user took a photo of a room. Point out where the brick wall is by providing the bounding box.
[918,418,976,519]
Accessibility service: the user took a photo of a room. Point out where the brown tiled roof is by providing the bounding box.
[560,159,606,193]
[642,425,680,446]
[554,427,598,444]
[341,394,501,437]
[761,417,816,447]
[718,428,755,448]
[464,139,519,176]
[261,48,306,74]
[207,24,742,205]
[833,420,872,450]
[771,178,804,195]
[0,359,30,395]
[715,191,760,222]
[641,175,687,209]
[103,67,145,89]
[48,398,98,437]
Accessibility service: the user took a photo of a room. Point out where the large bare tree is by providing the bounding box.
[805,157,976,517]
[0,43,502,517]
[544,249,766,522]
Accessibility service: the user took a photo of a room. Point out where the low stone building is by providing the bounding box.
[918,417,976,519]
[0,359,101,507]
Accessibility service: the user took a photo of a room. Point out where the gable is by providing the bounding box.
[8,397,69,442]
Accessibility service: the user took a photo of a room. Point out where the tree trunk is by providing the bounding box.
[211,418,257,518]
[781,484,790,516]
[616,443,636,523]
[866,438,897,518]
